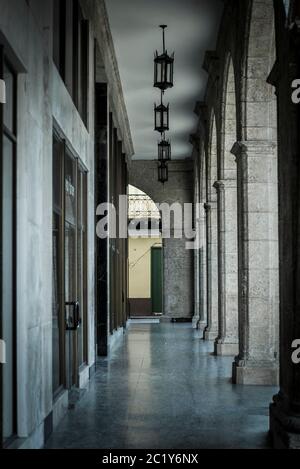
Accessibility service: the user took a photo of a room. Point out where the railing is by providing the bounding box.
[128,194,160,220]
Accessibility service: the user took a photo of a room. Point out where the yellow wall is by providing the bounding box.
[129,237,162,298]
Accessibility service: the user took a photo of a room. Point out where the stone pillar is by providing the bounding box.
[192,203,201,329]
[232,141,279,385]
[204,202,218,341]
[192,238,200,329]
[192,203,207,330]
[199,203,207,330]
[214,180,239,356]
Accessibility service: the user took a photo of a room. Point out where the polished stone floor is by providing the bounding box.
[46,323,277,449]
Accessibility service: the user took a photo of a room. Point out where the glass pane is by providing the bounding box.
[2,135,14,440]
[53,138,62,210]
[77,170,87,367]
[52,212,62,393]
[283,0,290,16]
[163,111,168,128]
[65,154,76,225]
[53,0,63,74]
[77,229,84,366]
[3,64,14,134]
[77,171,82,227]
[65,223,76,303]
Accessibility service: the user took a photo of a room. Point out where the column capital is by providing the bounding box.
[213,179,236,191]
[204,203,211,213]
[213,180,225,192]
[231,140,277,163]
[204,201,217,213]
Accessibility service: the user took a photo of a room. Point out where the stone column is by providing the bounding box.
[204,202,218,341]
[192,203,207,330]
[192,239,200,329]
[199,203,207,330]
[213,180,239,356]
[232,141,279,385]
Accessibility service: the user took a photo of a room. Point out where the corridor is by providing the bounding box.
[46,323,276,450]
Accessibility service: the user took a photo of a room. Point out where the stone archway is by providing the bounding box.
[204,114,219,341]
[128,160,194,321]
[232,0,279,385]
[214,56,239,356]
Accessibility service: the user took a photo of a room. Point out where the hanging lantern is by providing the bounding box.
[158,137,171,162]
[154,95,169,133]
[158,161,168,183]
[154,25,174,92]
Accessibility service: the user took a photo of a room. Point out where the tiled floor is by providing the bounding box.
[46,323,277,449]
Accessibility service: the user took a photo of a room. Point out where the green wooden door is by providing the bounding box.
[151,247,163,313]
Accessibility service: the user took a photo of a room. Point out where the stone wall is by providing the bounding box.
[0,0,132,448]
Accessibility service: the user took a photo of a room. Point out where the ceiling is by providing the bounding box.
[106,0,223,160]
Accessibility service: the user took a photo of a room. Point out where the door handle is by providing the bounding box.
[65,301,81,331]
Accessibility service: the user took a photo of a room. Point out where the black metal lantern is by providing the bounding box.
[154,94,169,133]
[154,25,174,92]
[158,137,171,162]
[158,161,168,183]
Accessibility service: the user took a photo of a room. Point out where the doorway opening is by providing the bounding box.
[128,185,163,319]
[52,130,88,400]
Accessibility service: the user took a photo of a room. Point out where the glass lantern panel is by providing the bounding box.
[163,110,168,127]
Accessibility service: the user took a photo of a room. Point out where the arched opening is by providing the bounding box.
[198,139,207,330]
[204,114,219,341]
[128,185,163,319]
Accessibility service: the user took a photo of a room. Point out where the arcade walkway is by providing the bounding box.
[45,323,277,449]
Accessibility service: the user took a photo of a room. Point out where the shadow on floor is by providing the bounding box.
[46,323,277,449]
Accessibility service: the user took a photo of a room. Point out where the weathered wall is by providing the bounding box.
[0,0,132,448]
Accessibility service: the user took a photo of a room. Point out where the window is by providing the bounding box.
[53,0,89,125]
[283,0,290,17]
[0,48,17,446]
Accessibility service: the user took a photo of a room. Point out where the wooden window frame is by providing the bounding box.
[52,126,88,396]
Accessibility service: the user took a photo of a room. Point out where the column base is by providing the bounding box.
[232,360,279,386]
[214,342,239,356]
[198,320,207,331]
[204,330,218,341]
[192,316,200,329]
[270,402,300,449]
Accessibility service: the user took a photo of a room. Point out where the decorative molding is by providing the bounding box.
[231,140,277,163]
